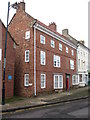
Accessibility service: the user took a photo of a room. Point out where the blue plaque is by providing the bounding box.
[8,75,12,80]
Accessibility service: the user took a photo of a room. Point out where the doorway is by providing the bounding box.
[66,74,70,90]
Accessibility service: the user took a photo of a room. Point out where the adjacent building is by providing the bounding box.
[62,29,89,86]
[8,1,77,97]
[88,1,90,85]
[0,19,17,98]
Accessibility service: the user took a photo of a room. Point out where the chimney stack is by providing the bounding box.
[62,29,69,35]
[79,40,85,45]
[17,1,25,12]
[48,22,57,31]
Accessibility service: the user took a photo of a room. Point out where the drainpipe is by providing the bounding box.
[34,26,36,96]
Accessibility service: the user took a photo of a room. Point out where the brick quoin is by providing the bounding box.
[9,1,77,97]
[0,20,16,98]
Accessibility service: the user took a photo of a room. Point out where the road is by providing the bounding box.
[3,98,89,119]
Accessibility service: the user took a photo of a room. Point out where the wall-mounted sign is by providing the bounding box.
[8,75,12,80]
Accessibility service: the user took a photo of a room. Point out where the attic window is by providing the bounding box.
[25,31,30,40]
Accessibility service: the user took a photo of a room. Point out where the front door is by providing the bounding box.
[66,74,70,90]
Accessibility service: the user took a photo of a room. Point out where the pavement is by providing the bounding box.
[0,86,89,113]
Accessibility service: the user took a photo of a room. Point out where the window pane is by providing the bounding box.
[72,50,74,55]
[51,40,55,48]
[40,35,45,44]
[66,47,68,53]
[59,76,63,88]
[54,55,60,67]
[41,51,46,65]
[55,76,58,88]
[25,31,30,39]
[24,74,29,86]
[41,74,45,88]
[25,50,29,62]
[54,75,63,89]
[59,43,62,51]
[70,60,74,69]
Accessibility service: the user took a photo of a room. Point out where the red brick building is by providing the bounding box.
[0,19,17,98]
[9,1,77,97]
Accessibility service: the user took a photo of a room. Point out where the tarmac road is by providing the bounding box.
[2,98,89,119]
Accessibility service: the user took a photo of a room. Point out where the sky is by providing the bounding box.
[0,0,89,47]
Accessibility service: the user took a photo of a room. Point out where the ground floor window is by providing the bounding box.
[72,75,78,85]
[41,74,46,88]
[54,75,63,89]
[24,74,29,86]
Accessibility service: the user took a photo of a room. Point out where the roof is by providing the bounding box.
[0,19,18,46]
[8,3,77,48]
[77,41,90,51]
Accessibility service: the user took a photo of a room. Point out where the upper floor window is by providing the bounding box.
[24,74,29,86]
[40,35,45,44]
[51,40,55,48]
[59,43,62,51]
[40,51,46,65]
[66,47,68,53]
[41,74,46,88]
[78,59,80,68]
[25,31,30,40]
[70,60,74,70]
[54,55,60,67]
[71,50,74,56]
[25,50,30,62]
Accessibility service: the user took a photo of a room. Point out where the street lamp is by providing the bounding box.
[2,1,18,105]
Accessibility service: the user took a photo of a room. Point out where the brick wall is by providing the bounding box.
[1,21,15,98]
[36,29,76,93]
[9,1,77,97]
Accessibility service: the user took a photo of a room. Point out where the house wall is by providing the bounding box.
[1,21,15,98]
[36,29,76,93]
[9,1,77,97]
[9,8,35,97]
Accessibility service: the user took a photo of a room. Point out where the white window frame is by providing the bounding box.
[54,55,60,67]
[25,31,30,40]
[71,49,74,56]
[40,35,45,44]
[0,49,2,61]
[41,74,46,88]
[24,74,29,86]
[40,51,46,65]
[54,75,63,89]
[66,47,68,53]
[59,43,62,51]
[51,40,55,48]
[72,75,79,85]
[25,50,30,62]
[70,60,74,70]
